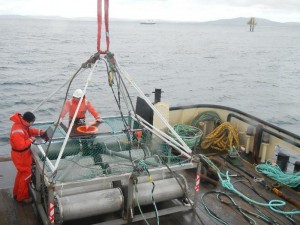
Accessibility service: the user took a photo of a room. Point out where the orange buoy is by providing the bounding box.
[77,125,98,134]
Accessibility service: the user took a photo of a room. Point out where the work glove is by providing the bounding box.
[39,130,45,136]
[29,137,36,143]
[96,118,104,123]
[40,130,49,141]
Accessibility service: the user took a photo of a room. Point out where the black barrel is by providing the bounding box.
[294,161,300,173]
[276,152,290,172]
[153,88,162,104]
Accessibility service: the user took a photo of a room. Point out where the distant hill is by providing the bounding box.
[1,15,300,26]
[0,14,68,20]
[204,17,300,26]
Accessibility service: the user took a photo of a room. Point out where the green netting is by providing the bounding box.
[168,124,203,149]
[104,116,133,132]
[33,117,191,183]
[160,143,191,165]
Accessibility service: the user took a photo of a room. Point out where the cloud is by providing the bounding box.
[110,0,300,22]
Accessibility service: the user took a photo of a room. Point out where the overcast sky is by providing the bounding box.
[1,0,300,22]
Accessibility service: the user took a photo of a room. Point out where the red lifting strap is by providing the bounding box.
[97,0,102,52]
[104,0,110,51]
[97,0,110,53]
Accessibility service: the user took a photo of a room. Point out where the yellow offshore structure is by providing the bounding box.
[247,17,257,32]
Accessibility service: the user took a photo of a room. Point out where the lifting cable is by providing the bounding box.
[97,0,134,135]
[97,0,142,168]
[102,57,136,167]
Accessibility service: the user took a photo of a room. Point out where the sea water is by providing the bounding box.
[1,18,300,156]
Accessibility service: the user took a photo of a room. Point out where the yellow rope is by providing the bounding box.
[200,122,239,151]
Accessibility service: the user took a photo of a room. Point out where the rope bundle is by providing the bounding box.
[255,161,300,188]
[200,122,239,151]
[169,124,203,149]
[191,111,221,128]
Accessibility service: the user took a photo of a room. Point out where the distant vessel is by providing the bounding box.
[247,17,257,32]
[140,20,156,25]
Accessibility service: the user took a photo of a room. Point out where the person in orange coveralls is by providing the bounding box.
[9,111,44,203]
[58,89,103,124]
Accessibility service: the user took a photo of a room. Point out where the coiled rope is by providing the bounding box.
[191,111,221,128]
[169,124,203,149]
[255,161,300,188]
[200,155,300,215]
[201,122,239,151]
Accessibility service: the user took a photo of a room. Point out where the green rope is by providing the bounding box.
[191,111,221,128]
[169,124,203,149]
[137,160,160,225]
[201,191,230,225]
[134,183,150,225]
[200,155,300,215]
[255,161,300,188]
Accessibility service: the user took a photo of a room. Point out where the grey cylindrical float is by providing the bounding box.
[56,188,123,221]
[133,176,187,206]
[41,140,81,159]
[56,182,113,197]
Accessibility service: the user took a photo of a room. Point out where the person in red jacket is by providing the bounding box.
[58,89,103,124]
[10,111,44,203]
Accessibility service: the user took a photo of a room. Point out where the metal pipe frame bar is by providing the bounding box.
[31,147,51,185]
[89,205,192,225]
[126,175,134,223]
[132,205,192,223]
[30,185,51,225]
[193,159,201,212]
[37,145,55,172]
[132,114,192,158]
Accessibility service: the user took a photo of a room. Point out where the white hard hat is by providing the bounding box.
[73,89,84,98]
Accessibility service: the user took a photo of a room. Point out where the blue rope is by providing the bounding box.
[255,161,300,188]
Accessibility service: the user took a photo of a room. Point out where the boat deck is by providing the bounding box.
[0,188,42,225]
[1,154,299,225]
